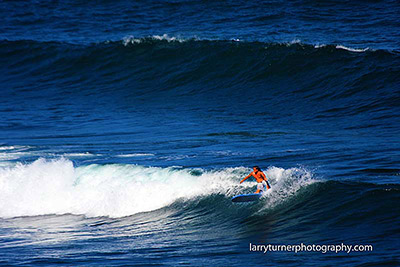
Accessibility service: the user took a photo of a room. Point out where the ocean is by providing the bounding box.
[0,0,399,266]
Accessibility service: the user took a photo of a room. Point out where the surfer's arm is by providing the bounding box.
[261,172,267,181]
[240,173,252,184]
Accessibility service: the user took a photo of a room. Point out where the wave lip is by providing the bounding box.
[122,34,193,46]
[119,35,373,53]
[335,45,369,53]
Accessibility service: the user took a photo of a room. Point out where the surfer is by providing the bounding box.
[240,166,271,193]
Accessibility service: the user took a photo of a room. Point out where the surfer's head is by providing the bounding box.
[253,166,261,172]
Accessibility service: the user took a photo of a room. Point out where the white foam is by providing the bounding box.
[290,39,301,44]
[0,145,31,151]
[115,153,155,158]
[259,166,316,210]
[0,159,245,218]
[0,159,316,218]
[0,146,34,161]
[314,44,326,48]
[0,146,16,151]
[122,34,189,46]
[336,45,369,53]
[159,154,196,161]
[62,152,97,158]
[0,152,31,161]
[282,39,302,47]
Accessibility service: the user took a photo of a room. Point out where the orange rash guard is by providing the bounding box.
[240,170,267,184]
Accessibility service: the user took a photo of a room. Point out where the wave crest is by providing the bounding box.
[122,34,193,46]
[0,159,316,218]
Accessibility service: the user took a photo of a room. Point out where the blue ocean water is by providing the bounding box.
[0,0,399,266]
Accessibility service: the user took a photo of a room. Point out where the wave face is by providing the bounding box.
[1,38,399,112]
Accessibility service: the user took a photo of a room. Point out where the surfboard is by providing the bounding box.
[232,193,262,203]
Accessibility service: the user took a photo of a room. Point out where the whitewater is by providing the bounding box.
[0,158,315,218]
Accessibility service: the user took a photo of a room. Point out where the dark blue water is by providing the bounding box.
[1,1,399,266]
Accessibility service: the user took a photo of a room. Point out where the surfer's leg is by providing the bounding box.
[256,183,263,193]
